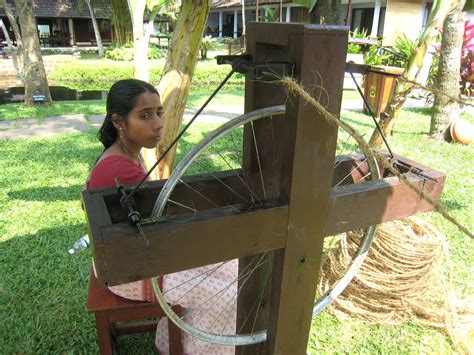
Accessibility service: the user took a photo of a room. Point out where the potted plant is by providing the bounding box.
[362,34,417,117]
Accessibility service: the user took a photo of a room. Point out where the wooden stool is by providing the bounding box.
[86,272,183,355]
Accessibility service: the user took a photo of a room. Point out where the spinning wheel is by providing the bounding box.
[148,105,381,345]
[83,23,445,354]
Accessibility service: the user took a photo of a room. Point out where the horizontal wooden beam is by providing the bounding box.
[94,200,289,287]
[88,154,444,287]
[326,153,445,235]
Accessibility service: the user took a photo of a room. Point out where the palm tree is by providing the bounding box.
[85,0,105,57]
[430,0,466,140]
[9,0,51,105]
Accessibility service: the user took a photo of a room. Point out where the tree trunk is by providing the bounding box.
[368,0,458,150]
[126,0,159,177]
[1,0,23,80]
[430,0,465,140]
[128,0,149,81]
[241,0,246,35]
[15,0,51,106]
[157,0,211,179]
[310,0,341,24]
[111,0,132,45]
[86,0,104,57]
[0,18,23,82]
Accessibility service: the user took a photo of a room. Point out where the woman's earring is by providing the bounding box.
[119,127,124,138]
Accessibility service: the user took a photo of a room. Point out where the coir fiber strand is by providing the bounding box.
[319,218,473,354]
[278,76,473,353]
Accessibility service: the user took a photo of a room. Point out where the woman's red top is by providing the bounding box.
[87,155,147,189]
[88,155,161,302]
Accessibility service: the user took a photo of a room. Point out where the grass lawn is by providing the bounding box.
[0,88,363,121]
[0,100,106,122]
[0,102,472,352]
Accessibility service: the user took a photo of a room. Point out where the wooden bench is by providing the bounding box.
[86,272,183,354]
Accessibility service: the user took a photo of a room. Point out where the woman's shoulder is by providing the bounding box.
[88,155,146,189]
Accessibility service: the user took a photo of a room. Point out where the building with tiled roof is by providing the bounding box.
[0,0,113,46]
[2,1,473,48]
[206,0,473,47]
[0,0,112,18]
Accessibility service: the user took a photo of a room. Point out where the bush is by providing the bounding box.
[460,50,473,96]
[200,35,218,60]
[389,34,417,68]
[192,64,244,84]
[48,61,244,91]
[363,40,392,66]
[104,43,134,61]
[364,34,417,67]
[363,33,442,87]
[105,43,166,61]
[49,62,163,91]
[347,28,368,55]
[218,37,235,45]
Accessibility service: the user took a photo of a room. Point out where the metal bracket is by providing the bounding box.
[216,54,253,66]
[216,54,295,79]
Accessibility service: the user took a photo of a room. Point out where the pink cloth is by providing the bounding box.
[88,155,156,301]
[88,154,237,353]
[156,261,238,355]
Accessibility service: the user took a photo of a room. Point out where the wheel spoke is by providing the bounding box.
[334,158,369,187]
[147,105,379,346]
[250,121,267,200]
[210,146,260,205]
[178,178,221,209]
[162,261,228,297]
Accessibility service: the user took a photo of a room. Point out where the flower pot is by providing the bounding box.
[363,66,405,117]
[449,118,474,145]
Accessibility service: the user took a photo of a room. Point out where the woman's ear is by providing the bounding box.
[111,114,124,131]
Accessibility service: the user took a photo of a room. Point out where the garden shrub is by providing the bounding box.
[200,35,218,59]
[364,34,417,68]
[48,61,243,91]
[363,40,392,66]
[105,43,166,61]
[460,50,473,96]
[218,37,235,45]
[48,62,160,91]
[347,29,368,55]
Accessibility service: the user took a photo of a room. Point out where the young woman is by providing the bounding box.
[88,79,236,354]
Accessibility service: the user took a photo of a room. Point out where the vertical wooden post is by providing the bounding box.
[267,25,348,355]
[239,23,348,354]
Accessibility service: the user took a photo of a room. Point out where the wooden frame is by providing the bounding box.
[83,23,445,354]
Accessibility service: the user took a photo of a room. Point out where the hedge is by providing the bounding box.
[48,61,244,91]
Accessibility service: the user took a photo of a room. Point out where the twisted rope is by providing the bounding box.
[319,218,473,354]
[278,76,473,353]
[280,76,473,239]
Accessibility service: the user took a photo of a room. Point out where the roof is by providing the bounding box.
[0,0,112,19]
[211,0,293,9]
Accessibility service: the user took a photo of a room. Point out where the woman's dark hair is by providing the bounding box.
[98,79,159,149]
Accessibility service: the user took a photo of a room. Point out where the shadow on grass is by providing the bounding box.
[340,112,376,130]
[440,199,467,212]
[1,224,160,353]
[404,107,432,115]
[8,184,84,201]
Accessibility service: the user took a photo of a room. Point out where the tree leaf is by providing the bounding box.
[146,0,170,12]
[292,0,318,12]
[463,0,473,11]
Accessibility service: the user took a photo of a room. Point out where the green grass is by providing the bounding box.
[307,107,473,353]
[340,108,473,290]
[0,88,364,121]
[0,103,472,352]
[0,88,243,121]
[0,100,106,122]
[186,86,244,108]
